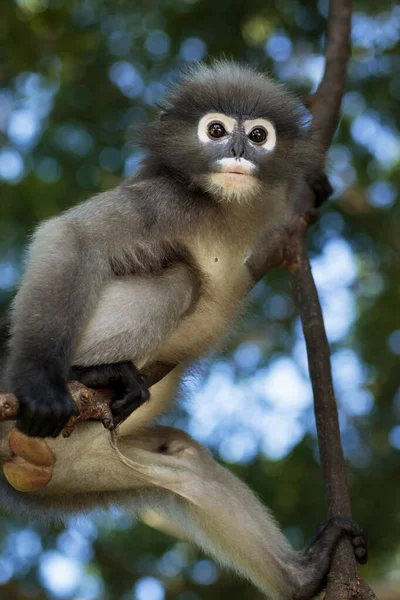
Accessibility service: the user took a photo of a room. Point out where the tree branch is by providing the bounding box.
[288,1,376,598]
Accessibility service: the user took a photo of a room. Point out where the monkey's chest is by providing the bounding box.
[155,240,252,363]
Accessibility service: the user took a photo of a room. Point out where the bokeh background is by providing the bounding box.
[0,0,399,598]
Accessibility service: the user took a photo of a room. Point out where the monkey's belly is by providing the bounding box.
[154,245,252,363]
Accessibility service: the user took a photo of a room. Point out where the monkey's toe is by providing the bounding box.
[352,533,368,564]
[323,517,368,564]
[111,382,150,428]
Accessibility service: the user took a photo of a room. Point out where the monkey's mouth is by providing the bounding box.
[220,165,254,177]
[217,169,255,185]
[213,158,256,182]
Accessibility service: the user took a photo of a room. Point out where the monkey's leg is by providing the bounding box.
[1,423,366,599]
[114,427,367,600]
[73,262,198,370]
[69,262,197,426]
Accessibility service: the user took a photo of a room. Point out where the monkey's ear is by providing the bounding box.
[307,171,333,207]
[158,110,171,121]
[156,102,167,121]
[155,102,168,120]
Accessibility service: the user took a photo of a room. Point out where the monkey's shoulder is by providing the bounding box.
[62,173,204,237]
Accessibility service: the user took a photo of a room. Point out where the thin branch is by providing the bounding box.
[311,0,353,151]
[303,0,353,507]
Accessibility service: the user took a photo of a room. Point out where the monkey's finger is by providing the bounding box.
[17,403,42,437]
[33,401,65,438]
[19,398,61,438]
[50,406,72,437]
[355,546,368,564]
[352,536,364,547]
[49,402,80,437]
[34,395,79,438]
[37,414,69,439]
[26,405,56,438]
[111,396,140,414]
[29,412,61,439]
[111,398,142,421]
[111,400,145,428]
[31,419,55,439]
[112,384,149,412]
[47,422,67,439]
[111,404,134,428]
[54,416,72,438]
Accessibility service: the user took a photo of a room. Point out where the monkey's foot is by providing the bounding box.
[294,517,367,600]
[3,429,55,492]
[69,362,150,429]
[304,516,367,564]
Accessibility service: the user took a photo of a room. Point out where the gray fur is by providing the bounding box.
[0,62,344,600]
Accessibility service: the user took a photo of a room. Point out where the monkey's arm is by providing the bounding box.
[8,217,100,437]
[7,187,198,438]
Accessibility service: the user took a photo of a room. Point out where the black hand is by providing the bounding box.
[13,367,80,438]
[70,361,150,427]
[306,171,333,207]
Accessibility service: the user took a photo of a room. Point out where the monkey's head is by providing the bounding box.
[138,61,320,203]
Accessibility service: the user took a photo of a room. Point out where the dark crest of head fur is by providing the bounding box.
[158,61,310,134]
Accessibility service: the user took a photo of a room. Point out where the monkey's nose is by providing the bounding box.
[231,147,244,158]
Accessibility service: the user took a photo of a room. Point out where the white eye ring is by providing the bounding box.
[197,112,237,144]
[244,118,276,151]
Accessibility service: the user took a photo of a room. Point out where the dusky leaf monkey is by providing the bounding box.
[0,62,366,599]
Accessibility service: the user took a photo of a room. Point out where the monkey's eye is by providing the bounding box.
[248,127,268,145]
[208,122,227,139]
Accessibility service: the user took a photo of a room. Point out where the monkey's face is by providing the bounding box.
[138,62,320,204]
